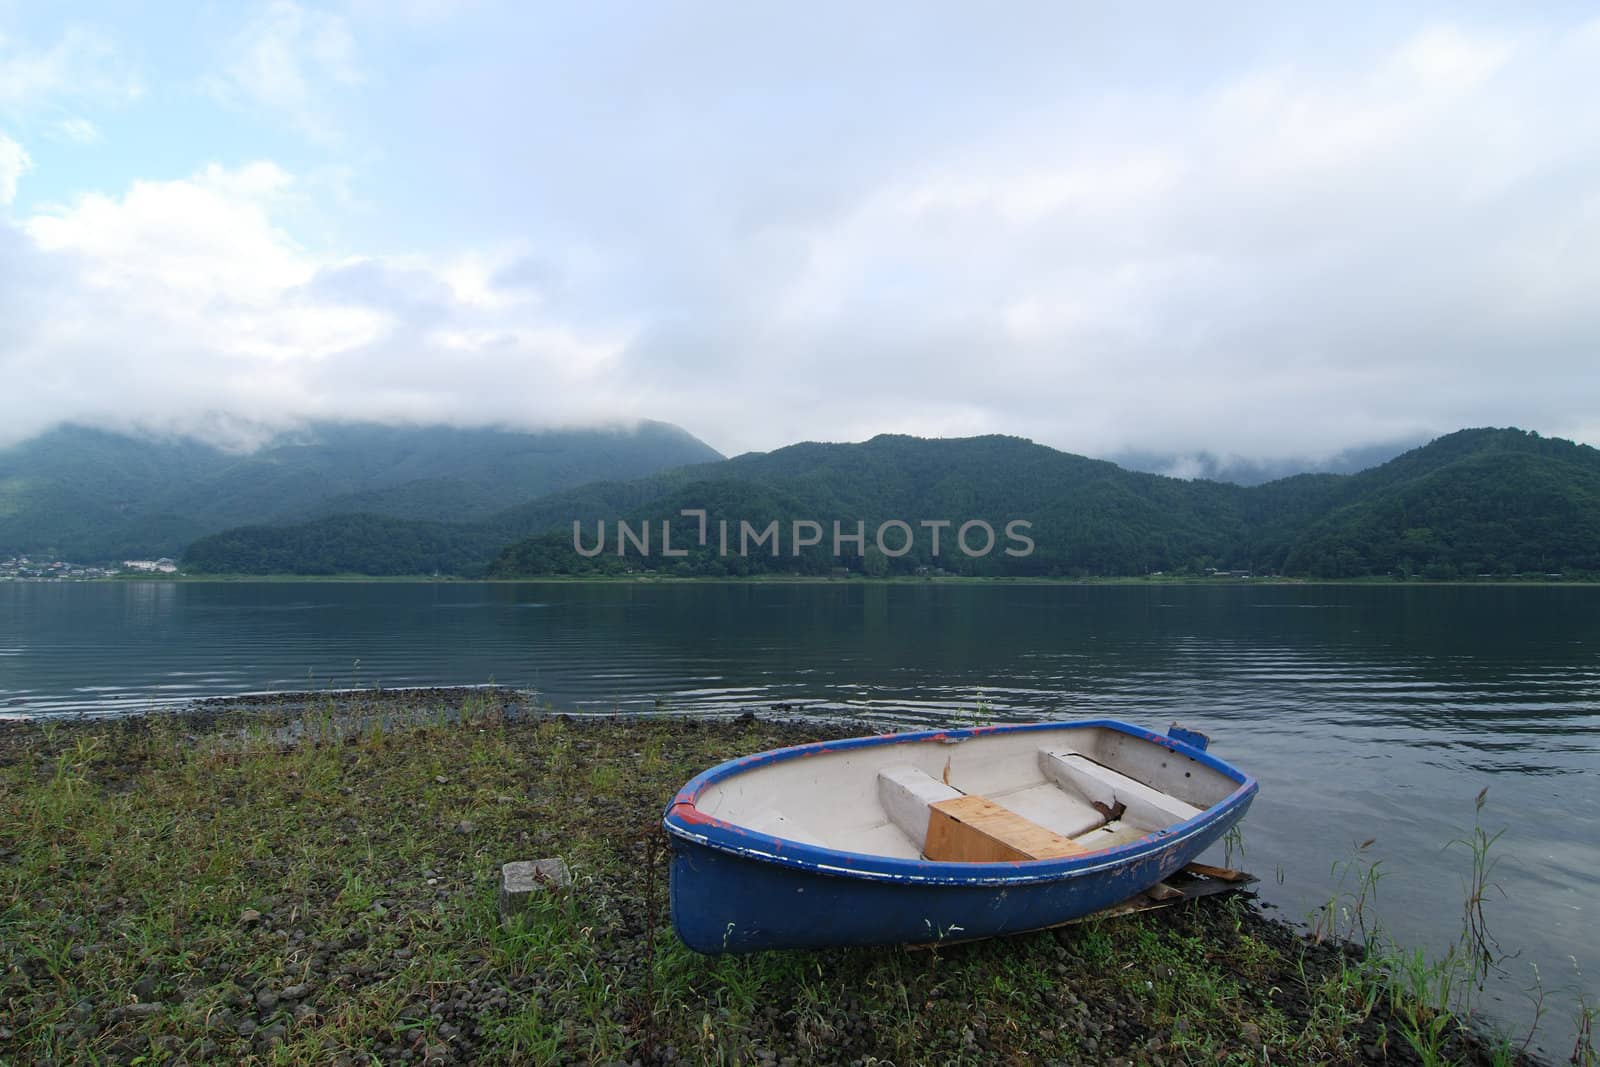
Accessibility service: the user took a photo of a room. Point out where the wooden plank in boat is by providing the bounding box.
[924,795,1091,862]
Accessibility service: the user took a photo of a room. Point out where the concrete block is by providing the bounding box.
[498,858,571,922]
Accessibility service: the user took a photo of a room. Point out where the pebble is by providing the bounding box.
[281,983,309,1000]
[256,991,279,1011]
[118,1002,165,1020]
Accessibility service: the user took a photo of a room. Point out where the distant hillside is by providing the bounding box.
[0,420,721,560]
[181,426,1600,579]
[491,428,1600,580]
[490,434,1255,578]
[1281,429,1600,577]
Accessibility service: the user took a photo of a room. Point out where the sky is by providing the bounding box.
[2,2,1599,462]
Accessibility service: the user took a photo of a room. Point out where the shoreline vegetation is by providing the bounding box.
[13,571,1600,587]
[2,691,1591,1066]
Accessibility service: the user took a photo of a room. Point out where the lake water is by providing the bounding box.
[3,579,1596,1051]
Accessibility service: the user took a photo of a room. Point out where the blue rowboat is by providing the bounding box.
[663,719,1257,954]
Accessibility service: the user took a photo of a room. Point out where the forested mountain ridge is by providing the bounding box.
[187,433,1237,576]
[0,420,722,560]
[490,433,1247,578]
[1280,429,1600,577]
[488,428,1600,580]
[171,426,1600,579]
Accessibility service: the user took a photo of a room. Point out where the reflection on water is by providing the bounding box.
[2,579,1597,1050]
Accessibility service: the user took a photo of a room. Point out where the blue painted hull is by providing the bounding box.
[664,720,1257,954]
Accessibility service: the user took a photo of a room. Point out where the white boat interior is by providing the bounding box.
[691,725,1240,862]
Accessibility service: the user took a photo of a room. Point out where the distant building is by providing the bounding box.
[123,559,179,574]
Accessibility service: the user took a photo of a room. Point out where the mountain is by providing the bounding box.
[182,456,727,576]
[0,420,722,561]
[488,428,1600,580]
[186,433,1259,577]
[174,426,1600,579]
[1280,429,1600,577]
[488,434,1254,578]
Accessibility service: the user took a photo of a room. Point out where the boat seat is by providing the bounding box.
[877,765,963,849]
[1038,750,1204,830]
[877,765,1090,862]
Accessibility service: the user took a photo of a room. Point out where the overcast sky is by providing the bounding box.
[2,3,1598,461]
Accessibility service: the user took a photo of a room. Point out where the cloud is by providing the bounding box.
[0,25,141,113]
[52,117,100,144]
[0,133,29,204]
[0,160,633,447]
[5,9,1600,463]
[574,17,1600,457]
[207,0,363,142]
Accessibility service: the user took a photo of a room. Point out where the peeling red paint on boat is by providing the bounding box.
[667,802,729,829]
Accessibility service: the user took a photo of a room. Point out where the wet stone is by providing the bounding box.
[118,1002,165,1020]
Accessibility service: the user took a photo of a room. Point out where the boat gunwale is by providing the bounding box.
[661,718,1258,887]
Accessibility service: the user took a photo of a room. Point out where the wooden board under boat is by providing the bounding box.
[663,719,1258,953]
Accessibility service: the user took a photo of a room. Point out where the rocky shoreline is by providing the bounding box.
[0,690,1552,1065]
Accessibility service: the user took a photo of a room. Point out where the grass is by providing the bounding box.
[1302,789,1597,1067]
[0,694,1583,1065]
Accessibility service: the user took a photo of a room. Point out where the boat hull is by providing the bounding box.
[664,719,1257,954]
